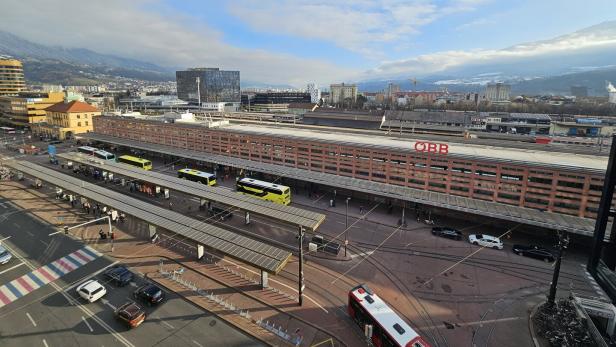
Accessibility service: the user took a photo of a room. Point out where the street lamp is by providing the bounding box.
[547,230,569,307]
[345,197,351,257]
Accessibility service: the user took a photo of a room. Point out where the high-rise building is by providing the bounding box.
[485,83,511,103]
[0,57,26,96]
[330,83,358,104]
[570,86,588,98]
[386,83,400,101]
[176,68,240,104]
[307,83,321,103]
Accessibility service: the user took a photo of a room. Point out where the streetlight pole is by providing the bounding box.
[547,230,569,307]
[345,197,350,257]
[298,226,304,306]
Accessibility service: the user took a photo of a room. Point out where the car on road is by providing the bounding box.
[210,206,233,221]
[103,265,134,286]
[133,283,165,306]
[76,280,107,303]
[431,227,463,240]
[115,301,146,328]
[512,244,555,262]
[0,245,12,264]
[469,234,504,249]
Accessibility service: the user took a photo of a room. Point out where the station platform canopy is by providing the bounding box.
[6,159,291,274]
[83,133,599,236]
[57,152,325,232]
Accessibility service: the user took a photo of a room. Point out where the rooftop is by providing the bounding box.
[46,100,99,113]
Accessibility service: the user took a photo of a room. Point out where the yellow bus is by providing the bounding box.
[177,168,216,186]
[236,177,291,205]
[117,155,152,170]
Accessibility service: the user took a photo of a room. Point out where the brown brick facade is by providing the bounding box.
[94,117,604,218]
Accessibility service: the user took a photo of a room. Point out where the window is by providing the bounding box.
[393,323,405,335]
[77,115,80,119]
[557,180,584,189]
[85,121,88,126]
[77,122,81,127]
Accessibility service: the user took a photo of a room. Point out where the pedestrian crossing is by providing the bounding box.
[0,246,101,308]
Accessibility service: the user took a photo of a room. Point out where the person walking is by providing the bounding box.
[359,205,364,214]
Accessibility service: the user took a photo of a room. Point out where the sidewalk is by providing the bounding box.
[0,179,350,347]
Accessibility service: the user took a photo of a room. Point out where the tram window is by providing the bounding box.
[365,295,374,304]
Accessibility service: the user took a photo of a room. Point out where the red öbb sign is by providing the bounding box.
[414,141,449,155]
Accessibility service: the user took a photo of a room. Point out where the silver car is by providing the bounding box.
[0,245,12,265]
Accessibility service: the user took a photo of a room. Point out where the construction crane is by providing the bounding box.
[410,77,418,91]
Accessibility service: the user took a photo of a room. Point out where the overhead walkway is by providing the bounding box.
[5,159,291,275]
[83,133,598,236]
[57,152,325,232]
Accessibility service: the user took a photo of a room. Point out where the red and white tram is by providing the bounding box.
[348,284,431,347]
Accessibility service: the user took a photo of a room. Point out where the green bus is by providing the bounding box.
[236,177,291,205]
[177,168,216,186]
[117,155,152,170]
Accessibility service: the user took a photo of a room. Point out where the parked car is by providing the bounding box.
[103,265,134,286]
[76,280,107,303]
[512,244,555,262]
[468,234,504,249]
[133,284,165,306]
[431,227,463,240]
[210,206,233,221]
[115,302,146,328]
[311,235,341,255]
[0,245,13,265]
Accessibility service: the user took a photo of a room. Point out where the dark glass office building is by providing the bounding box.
[176,68,240,103]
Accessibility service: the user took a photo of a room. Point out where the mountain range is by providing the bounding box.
[1,26,616,95]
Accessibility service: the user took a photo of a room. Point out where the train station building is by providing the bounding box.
[89,116,608,233]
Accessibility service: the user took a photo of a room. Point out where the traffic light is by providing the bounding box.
[64,226,69,234]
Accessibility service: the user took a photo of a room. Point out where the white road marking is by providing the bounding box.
[39,239,49,247]
[42,339,49,347]
[349,250,374,259]
[218,258,328,314]
[161,320,175,329]
[26,312,37,327]
[82,316,94,332]
[192,340,204,347]
[12,222,20,229]
[0,202,6,209]
[100,298,117,311]
[128,281,138,288]
[0,243,134,347]
[25,230,34,237]
[0,236,12,243]
[0,261,25,275]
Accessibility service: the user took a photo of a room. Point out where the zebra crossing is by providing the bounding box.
[0,246,101,308]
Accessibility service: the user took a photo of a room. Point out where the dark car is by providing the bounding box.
[431,227,463,240]
[512,244,555,262]
[115,302,146,328]
[133,284,165,306]
[103,265,134,286]
[210,206,233,221]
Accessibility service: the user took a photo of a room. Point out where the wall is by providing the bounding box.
[94,117,604,218]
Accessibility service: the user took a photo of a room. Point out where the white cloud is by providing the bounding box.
[227,0,487,58]
[364,23,616,79]
[0,0,356,86]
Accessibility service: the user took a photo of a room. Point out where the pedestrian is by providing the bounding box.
[99,229,106,240]
[359,205,364,214]
[169,201,173,210]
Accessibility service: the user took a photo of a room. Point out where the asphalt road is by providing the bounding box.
[0,197,264,347]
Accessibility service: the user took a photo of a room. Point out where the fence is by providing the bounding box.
[158,261,303,346]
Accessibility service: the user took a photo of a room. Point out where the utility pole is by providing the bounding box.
[345,197,351,257]
[298,226,304,306]
[547,230,569,307]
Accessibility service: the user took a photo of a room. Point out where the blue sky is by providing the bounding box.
[166,0,616,71]
[1,0,616,85]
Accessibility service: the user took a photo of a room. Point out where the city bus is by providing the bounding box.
[117,155,152,170]
[236,177,291,205]
[177,168,216,186]
[348,284,431,347]
[94,150,115,160]
[77,146,98,155]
